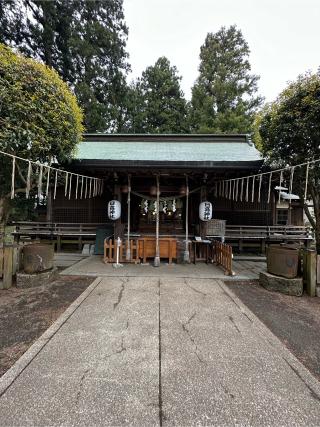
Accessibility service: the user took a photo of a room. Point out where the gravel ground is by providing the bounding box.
[0,275,95,377]
[226,280,320,380]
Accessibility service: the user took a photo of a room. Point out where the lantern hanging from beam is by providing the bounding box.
[108,200,121,220]
[199,201,212,221]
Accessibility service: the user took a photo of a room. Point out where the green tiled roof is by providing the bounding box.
[75,134,262,163]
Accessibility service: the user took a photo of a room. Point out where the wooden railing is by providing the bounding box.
[11,222,109,251]
[224,225,312,240]
[12,222,106,236]
[212,240,233,276]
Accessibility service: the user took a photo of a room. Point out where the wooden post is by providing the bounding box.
[2,246,13,289]
[154,175,160,267]
[305,250,316,297]
[183,175,190,263]
[126,175,131,261]
[114,184,122,239]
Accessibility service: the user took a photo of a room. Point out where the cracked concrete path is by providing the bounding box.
[1,277,320,426]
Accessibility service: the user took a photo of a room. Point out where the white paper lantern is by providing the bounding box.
[199,201,212,221]
[108,200,121,220]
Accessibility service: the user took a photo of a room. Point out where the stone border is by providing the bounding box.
[219,280,320,396]
[0,276,103,398]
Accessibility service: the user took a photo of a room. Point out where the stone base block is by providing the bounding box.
[260,271,303,296]
[16,267,58,288]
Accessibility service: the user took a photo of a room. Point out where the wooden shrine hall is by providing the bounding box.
[13,133,311,271]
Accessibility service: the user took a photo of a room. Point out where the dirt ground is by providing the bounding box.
[226,280,320,380]
[0,275,94,377]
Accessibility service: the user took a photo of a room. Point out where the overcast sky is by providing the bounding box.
[123,0,320,102]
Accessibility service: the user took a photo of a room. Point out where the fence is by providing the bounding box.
[212,240,233,276]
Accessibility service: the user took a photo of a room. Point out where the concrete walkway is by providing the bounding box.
[1,277,320,426]
[62,255,264,280]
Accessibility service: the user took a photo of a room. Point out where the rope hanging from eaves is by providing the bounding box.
[0,149,104,201]
[214,158,320,204]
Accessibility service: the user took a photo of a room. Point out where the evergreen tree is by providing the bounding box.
[190,25,262,133]
[0,0,129,132]
[126,57,189,133]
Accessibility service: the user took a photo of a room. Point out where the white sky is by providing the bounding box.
[123,0,320,102]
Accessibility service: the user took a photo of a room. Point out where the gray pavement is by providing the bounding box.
[62,255,262,280]
[1,276,320,426]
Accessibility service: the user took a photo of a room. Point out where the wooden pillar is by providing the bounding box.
[183,175,190,263]
[305,250,316,297]
[114,184,122,239]
[126,175,131,261]
[200,185,207,238]
[154,175,160,267]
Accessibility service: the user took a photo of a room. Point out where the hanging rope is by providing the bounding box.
[81,176,84,199]
[68,174,72,200]
[0,149,103,201]
[38,165,43,199]
[46,167,50,197]
[26,161,32,199]
[11,157,16,199]
[278,170,283,203]
[251,176,255,203]
[304,162,310,201]
[65,172,68,197]
[75,175,79,199]
[267,172,272,204]
[245,177,249,202]
[53,170,58,200]
[258,174,262,203]
[130,186,201,201]
[240,178,244,202]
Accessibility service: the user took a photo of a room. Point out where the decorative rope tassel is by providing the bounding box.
[258,174,262,203]
[53,170,58,200]
[100,180,104,196]
[240,178,244,202]
[251,176,255,203]
[304,163,310,201]
[46,167,50,197]
[38,165,43,199]
[289,167,295,194]
[267,172,272,204]
[75,175,79,199]
[26,161,32,199]
[278,171,283,203]
[65,172,68,197]
[229,180,232,199]
[235,179,239,202]
[246,177,249,202]
[85,177,88,199]
[11,157,16,199]
[80,176,84,199]
[68,174,72,199]
[232,180,236,200]
[89,178,92,198]
[214,182,218,198]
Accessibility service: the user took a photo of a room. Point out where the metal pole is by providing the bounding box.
[154,175,160,267]
[126,174,131,261]
[183,175,190,263]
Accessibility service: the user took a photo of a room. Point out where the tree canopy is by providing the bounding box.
[0,43,83,222]
[125,57,189,133]
[257,71,320,252]
[0,0,129,132]
[190,25,262,133]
